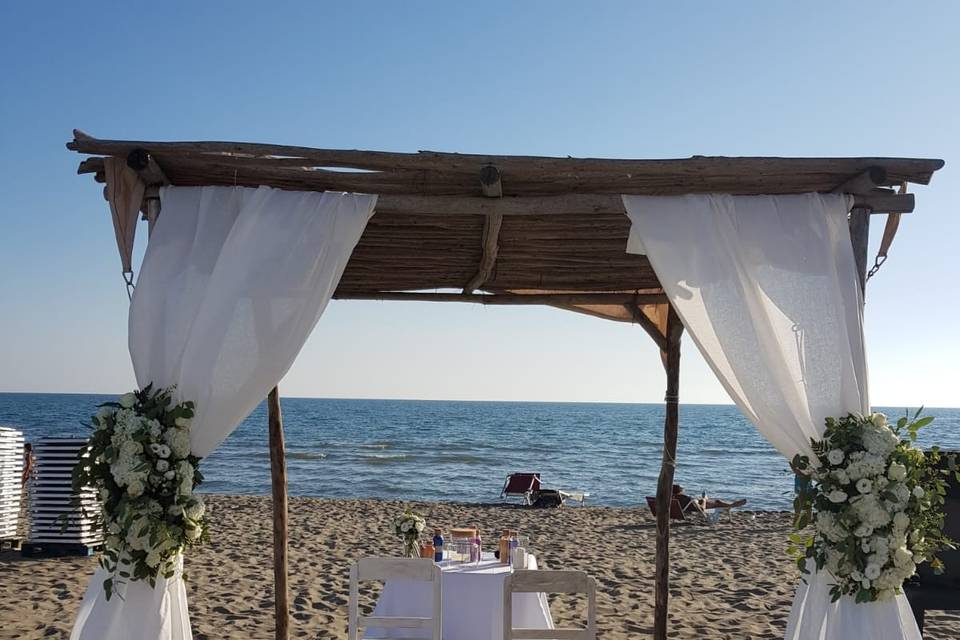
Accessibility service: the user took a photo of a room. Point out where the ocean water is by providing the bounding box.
[1,393,958,511]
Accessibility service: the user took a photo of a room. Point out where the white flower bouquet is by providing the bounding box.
[72,384,208,599]
[791,411,958,603]
[392,508,426,558]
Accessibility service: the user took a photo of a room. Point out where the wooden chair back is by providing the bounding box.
[503,569,596,640]
[645,496,685,521]
[348,557,442,640]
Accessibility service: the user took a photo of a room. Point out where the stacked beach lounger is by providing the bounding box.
[0,427,24,548]
[23,437,102,556]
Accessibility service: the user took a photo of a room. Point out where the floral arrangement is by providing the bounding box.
[72,384,208,599]
[393,508,426,557]
[790,410,957,603]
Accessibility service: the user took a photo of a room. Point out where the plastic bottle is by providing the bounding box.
[433,528,444,563]
[472,527,482,563]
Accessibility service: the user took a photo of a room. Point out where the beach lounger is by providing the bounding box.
[645,496,689,521]
[500,473,541,506]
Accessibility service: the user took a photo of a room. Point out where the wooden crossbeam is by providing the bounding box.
[333,291,669,305]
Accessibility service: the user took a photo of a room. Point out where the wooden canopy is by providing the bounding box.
[69,130,941,326]
[67,130,943,640]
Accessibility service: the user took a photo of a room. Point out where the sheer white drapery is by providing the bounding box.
[622,193,920,640]
[71,186,377,640]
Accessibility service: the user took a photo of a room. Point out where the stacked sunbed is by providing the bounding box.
[0,427,24,542]
[24,437,102,555]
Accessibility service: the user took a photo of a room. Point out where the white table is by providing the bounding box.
[368,554,554,640]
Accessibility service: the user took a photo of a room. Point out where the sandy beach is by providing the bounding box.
[1,495,957,639]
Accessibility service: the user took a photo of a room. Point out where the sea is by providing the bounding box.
[2,393,958,511]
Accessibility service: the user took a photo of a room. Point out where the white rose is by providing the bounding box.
[164,470,176,481]
[158,444,171,459]
[912,486,925,499]
[127,480,145,498]
[871,413,888,427]
[156,460,169,472]
[833,470,850,485]
[888,463,907,482]
[850,570,864,582]
[854,524,873,538]
[856,478,873,494]
[894,546,913,567]
[861,540,872,553]
[827,449,845,465]
[827,490,848,504]
[861,578,871,590]
[865,563,882,580]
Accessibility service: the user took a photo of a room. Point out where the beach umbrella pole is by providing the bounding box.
[268,387,290,640]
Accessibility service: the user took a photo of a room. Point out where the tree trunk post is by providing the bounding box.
[653,307,683,640]
[268,387,289,640]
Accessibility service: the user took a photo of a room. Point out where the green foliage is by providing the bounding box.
[72,384,208,600]
[788,410,955,603]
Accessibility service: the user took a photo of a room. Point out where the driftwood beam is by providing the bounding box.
[463,213,503,294]
[333,291,669,305]
[73,163,917,215]
[65,133,945,187]
[627,304,669,352]
[833,167,886,194]
[127,149,171,186]
[480,165,503,197]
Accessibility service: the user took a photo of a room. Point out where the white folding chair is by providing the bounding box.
[348,557,442,640]
[503,569,597,640]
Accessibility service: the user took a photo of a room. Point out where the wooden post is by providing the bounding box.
[849,207,871,295]
[268,387,289,640]
[653,308,683,640]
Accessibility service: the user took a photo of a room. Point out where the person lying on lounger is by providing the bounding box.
[672,484,746,515]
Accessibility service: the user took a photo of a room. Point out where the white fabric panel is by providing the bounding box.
[624,193,866,461]
[131,186,377,457]
[72,186,376,640]
[623,193,919,640]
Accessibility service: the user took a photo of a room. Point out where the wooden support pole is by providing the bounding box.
[267,387,289,640]
[849,207,871,296]
[653,308,683,640]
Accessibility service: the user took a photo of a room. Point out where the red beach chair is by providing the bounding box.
[500,473,542,506]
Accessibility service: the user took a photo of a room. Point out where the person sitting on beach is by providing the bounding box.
[22,442,34,487]
[672,484,746,515]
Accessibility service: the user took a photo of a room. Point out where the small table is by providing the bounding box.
[368,554,554,640]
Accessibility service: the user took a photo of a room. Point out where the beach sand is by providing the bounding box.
[1,495,957,639]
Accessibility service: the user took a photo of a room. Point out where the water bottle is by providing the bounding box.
[433,528,444,562]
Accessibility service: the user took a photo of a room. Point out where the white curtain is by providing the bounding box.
[72,186,377,640]
[622,193,921,640]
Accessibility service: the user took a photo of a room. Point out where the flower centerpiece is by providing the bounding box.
[72,384,208,599]
[790,410,958,603]
[393,508,426,558]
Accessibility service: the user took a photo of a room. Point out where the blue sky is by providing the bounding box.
[1,3,958,406]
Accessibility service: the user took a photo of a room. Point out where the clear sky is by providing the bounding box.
[1,3,957,407]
